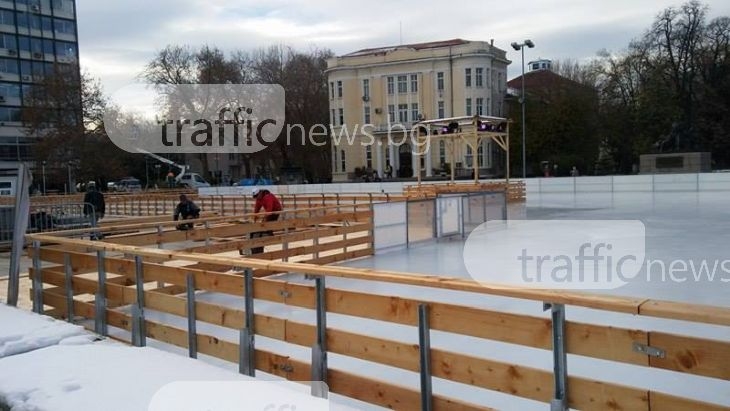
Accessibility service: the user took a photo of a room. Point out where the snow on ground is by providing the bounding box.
[0,305,87,358]
[0,342,327,411]
[0,305,330,411]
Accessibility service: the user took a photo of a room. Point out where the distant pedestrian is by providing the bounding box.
[166,171,175,188]
[83,182,105,240]
[570,166,580,177]
[174,194,200,230]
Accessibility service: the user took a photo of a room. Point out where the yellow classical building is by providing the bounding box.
[326,39,510,182]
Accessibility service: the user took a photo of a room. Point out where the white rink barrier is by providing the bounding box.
[526,172,730,194]
[199,179,515,196]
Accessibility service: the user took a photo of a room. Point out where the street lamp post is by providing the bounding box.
[41,160,46,195]
[511,39,535,179]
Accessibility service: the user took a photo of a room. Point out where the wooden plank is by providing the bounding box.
[649,332,730,381]
[257,236,371,261]
[431,349,650,410]
[650,392,730,411]
[186,223,369,254]
[327,369,489,411]
[639,300,730,327]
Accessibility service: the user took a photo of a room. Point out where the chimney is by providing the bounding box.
[490,39,494,46]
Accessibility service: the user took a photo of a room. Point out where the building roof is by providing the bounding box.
[343,39,470,57]
[506,68,592,96]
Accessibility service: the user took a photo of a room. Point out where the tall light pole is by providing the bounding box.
[41,160,46,195]
[511,39,535,179]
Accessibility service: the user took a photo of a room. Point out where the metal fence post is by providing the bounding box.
[418,304,433,411]
[545,303,568,411]
[311,276,328,398]
[283,227,289,262]
[239,268,256,376]
[186,273,197,358]
[95,250,107,336]
[131,256,146,347]
[64,254,74,322]
[31,240,43,314]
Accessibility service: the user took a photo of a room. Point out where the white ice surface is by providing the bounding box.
[0,305,87,358]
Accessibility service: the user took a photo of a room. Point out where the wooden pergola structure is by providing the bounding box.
[414,115,511,185]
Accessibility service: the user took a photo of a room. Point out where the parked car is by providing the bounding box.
[179,173,210,188]
[235,177,273,186]
[116,177,142,192]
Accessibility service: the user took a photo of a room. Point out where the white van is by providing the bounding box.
[179,173,211,188]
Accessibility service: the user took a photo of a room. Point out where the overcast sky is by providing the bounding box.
[78,0,730,94]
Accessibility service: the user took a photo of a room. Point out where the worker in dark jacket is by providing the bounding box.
[174,194,200,230]
[83,182,105,239]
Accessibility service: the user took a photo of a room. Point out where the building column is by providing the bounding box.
[331,145,337,174]
[411,149,418,178]
[376,139,384,178]
[388,143,396,173]
[425,145,433,177]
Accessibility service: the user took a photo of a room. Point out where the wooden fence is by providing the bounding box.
[24,231,730,410]
[101,193,405,217]
[404,181,526,203]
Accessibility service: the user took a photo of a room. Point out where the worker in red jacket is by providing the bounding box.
[246,187,283,254]
[252,187,282,222]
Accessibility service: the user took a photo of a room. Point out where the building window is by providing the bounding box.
[362,79,369,99]
[410,74,418,93]
[476,98,483,116]
[487,98,491,116]
[0,58,18,75]
[0,83,21,98]
[329,82,334,99]
[532,63,540,70]
[438,101,444,118]
[478,142,484,167]
[53,18,75,35]
[337,80,342,98]
[465,68,471,87]
[411,103,419,122]
[43,39,53,54]
[0,34,14,50]
[465,145,473,168]
[439,140,446,166]
[331,109,335,125]
[338,108,344,125]
[397,75,407,93]
[476,67,483,87]
[437,72,444,91]
[364,106,370,124]
[0,107,21,122]
[465,98,472,116]
[41,17,52,31]
[387,76,394,95]
[340,150,346,172]
[0,10,14,26]
[388,104,395,122]
[497,72,503,91]
[55,41,76,58]
[365,145,372,169]
[398,103,408,123]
